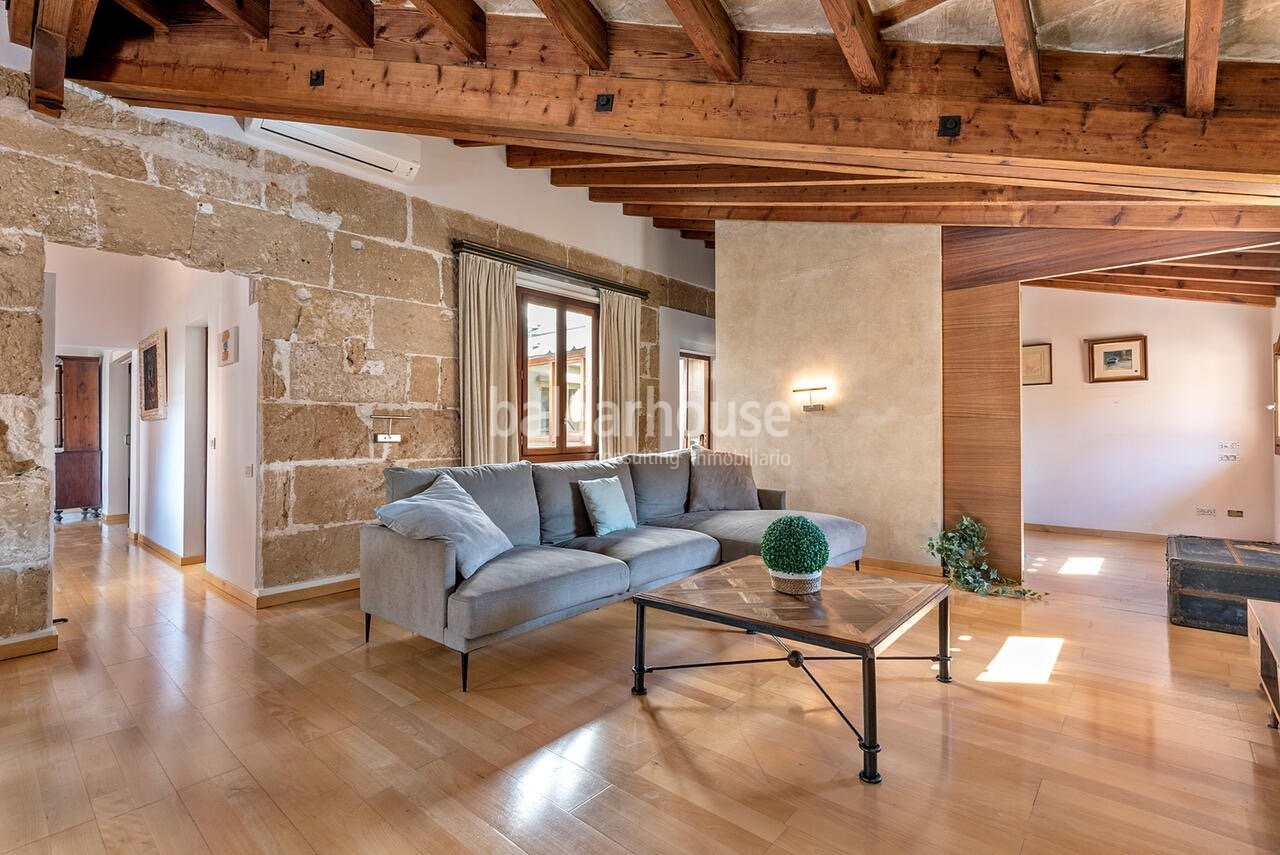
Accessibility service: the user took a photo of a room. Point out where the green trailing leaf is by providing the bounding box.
[761,515,829,575]
[925,516,1045,599]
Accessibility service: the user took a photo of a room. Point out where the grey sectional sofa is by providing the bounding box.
[359,451,867,690]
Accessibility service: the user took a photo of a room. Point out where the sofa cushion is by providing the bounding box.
[579,476,636,537]
[627,449,692,523]
[383,461,540,547]
[374,473,512,580]
[446,546,629,639]
[562,525,721,588]
[688,450,761,512]
[531,459,638,545]
[649,510,867,564]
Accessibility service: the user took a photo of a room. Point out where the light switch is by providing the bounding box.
[244,464,254,478]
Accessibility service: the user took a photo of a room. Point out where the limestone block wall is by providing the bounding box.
[0,67,712,634]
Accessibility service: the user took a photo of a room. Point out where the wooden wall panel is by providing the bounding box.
[943,282,1024,582]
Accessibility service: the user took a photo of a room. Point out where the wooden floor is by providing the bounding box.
[3,524,1279,853]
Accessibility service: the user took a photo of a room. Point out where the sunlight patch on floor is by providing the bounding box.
[976,636,1064,684]
[1058,556,1105,576]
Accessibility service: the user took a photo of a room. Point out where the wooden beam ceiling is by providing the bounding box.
[875,0,949,29]
[589,184,1165,206]
[1027,277,1276,307]
[550,165,923,188]
[112,0,170,32]
[1090,263,1280,285]
[1185,0,1226,118]
[7,0,36,47]
[819,0,885,92]
[530,0,610,71]
[301,0,376,48]
[407,0,486,62]
[203,0,268,39]
[992,0,1042,104]
[1158,250,1280,270]
[663,0,741,82]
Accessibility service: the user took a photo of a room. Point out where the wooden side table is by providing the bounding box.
[1246,599,1280,728]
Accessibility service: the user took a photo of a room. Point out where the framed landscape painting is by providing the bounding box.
[1022,343,1053,386]
[138,329,167,421]
[1087,335,1148,383]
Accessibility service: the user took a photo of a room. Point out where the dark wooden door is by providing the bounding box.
[55,355,102,513]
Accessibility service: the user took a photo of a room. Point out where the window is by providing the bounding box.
[519,288,598,461]
[679,352,712,449]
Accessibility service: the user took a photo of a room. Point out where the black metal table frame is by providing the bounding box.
[630,594,952,784]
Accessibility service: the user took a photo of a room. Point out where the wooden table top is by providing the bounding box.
[636,557,950,653]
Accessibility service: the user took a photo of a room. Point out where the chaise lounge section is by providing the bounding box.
[360,450,867,689]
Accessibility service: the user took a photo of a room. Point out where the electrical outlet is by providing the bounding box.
[1219,440,1241,450]
[1196,507,1217,517]
[1218,453,1239,462]
[1228,509,1244,518]
[244,464,254,478]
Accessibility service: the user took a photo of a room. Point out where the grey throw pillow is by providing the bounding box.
[688,449,761,512]
[578,476,636,537]
[374,473,513,579]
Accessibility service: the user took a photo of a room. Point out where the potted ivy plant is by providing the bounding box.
[761,515,830,595]
[925,516,1043,599]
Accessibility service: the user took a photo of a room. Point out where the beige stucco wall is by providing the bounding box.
[714,221,943,566]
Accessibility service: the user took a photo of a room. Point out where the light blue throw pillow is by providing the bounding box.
[374,473,513,579]
[578,476,636,537]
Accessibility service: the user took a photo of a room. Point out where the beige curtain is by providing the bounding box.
[459,253,520,465]
[598,289,642,458]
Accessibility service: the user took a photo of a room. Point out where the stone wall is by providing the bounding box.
[0,68,712,639]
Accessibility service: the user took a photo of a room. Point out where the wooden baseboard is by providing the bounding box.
[860,556,944,578]
[1025,523,1168,543]
[100,513,128,524]
[0,627,59,662]
[203,570,360,609]
[135,534,204,568]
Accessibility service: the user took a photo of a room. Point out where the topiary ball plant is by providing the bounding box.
[761,515,830,576]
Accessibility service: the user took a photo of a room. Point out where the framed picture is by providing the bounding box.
[1021,343,1053,386]
[1087,335,1148,383]
[218,326,239,367]
[138,329,167,421]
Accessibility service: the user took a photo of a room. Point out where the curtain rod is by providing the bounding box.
[451,240,649,300]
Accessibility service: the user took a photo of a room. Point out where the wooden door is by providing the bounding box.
[55,355,102,513]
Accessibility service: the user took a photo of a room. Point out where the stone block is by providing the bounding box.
[495,226,568,268]
[666,280,711,316]
[289,342,409,404]
[439,358,459,409]
[155,120,259,166]
[625,267,668,307]
[61,88,117,130]
[93,177,197,260]
[383,407,460,461]
[0,475,51,566]
[0,397,41,475]
[152,156,263,209]
[262,340,287,400]
[0,311,42,397]
[299,168,408,242]
[190,200,331,282]
[257,279,371,344]
[567,246,624,284]
[371,299,456,357]
[411,199,498,251]
[0,104,147,179]
[262,467,290,531]
[291,462,384,526]
[0,151,97,245]
[640,306,658,347]
[0,67,28,99]
[261,523,362,587]
[0,232,44,310]
[408,356,439,404]
[262,403,371,463]
[16,563,50,635]
[332,234,438,302]
[440,255,457,308]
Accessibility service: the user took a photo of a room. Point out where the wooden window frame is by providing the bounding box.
[679,350,713,449]
[518,287,600,462]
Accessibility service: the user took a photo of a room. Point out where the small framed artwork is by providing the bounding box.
[218,326,239,367]
[138,329,168,421]
[1022,343,1053,386]
[1087,335,1148,383]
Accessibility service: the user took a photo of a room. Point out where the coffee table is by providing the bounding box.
[630,557,953,784]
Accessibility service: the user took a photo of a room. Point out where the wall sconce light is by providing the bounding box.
[371,413,410,443]
[792,386,828,413]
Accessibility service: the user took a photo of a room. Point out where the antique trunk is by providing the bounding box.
[1167,536,1280,635]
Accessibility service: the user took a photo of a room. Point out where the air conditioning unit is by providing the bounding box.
[241,118,421,181]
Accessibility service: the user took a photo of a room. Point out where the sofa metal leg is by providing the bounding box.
[855,560,861,572]
[460,651,469,693]
[364,613,371,644]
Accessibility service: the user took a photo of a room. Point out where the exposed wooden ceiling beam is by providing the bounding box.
[590,184,1163,206]
[453,139,498,147]
[1061,273,1279,298]
[407,0,486,62]
[203,0,268,39]
[8,0,37,47]
[38,0,98,57]
[1185,0,1225,118]
[1090,263,1280,286]
[69,40,1280,196]
[29,27,67,117]
[663,0,741,82]
[1027,278,1275,307]
[704,240,715,249]
[301,0,375,47]
[505,147,698,170]
[652,217,718,231]
[1157,250,1280,270]
[992,0,1042,104]
[680,229,716,241]
[530,0,609,71]
[551,165,925,188]
[113,0,170,32]
[875,0,949,29]
[617,203,1280,231]
[819,0,885,92]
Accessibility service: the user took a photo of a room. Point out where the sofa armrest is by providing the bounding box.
[757,488,787,510]
[360,523,456,645]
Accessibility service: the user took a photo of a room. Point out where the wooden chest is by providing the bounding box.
[1167,536,1280,635]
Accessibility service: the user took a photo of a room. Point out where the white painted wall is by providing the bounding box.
[47,246,258,586]
[656,308,716,451]
[1022,287,1275,539]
